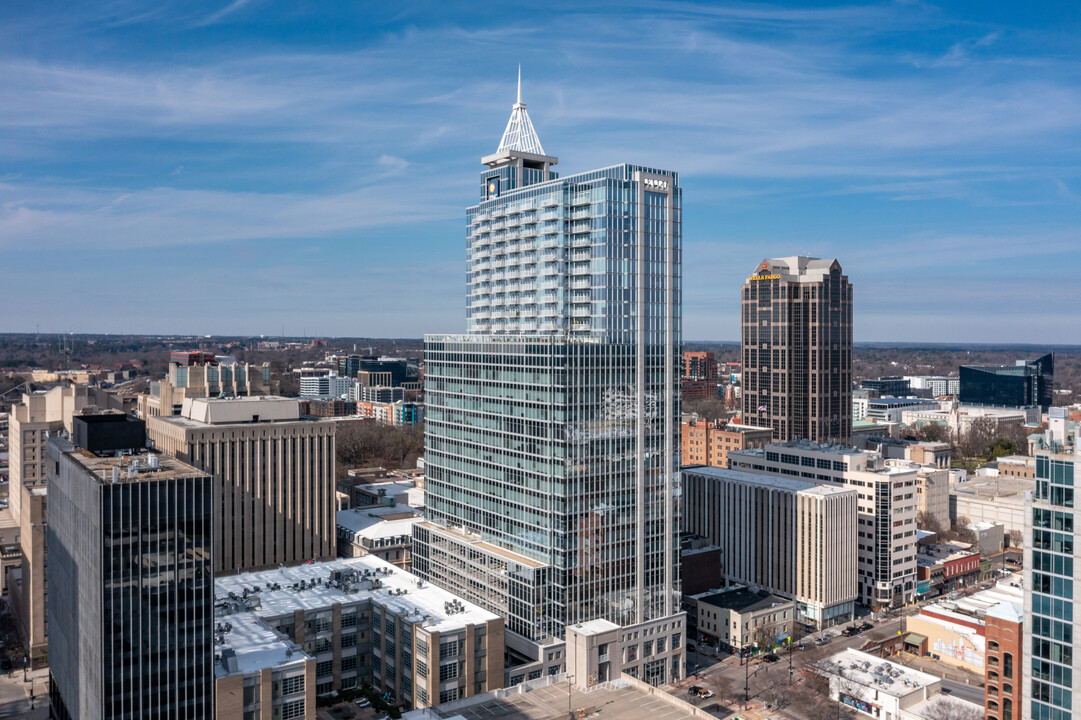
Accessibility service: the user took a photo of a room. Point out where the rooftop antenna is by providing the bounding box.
[517,63,522,106]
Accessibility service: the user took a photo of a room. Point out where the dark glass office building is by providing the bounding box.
[47,426,213,720]
[861,376,910,398]
[960,353,1054,411]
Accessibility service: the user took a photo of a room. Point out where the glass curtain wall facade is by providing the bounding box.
[1024,452,1080,720]
[415,104,682,648]
[48,440,214,720]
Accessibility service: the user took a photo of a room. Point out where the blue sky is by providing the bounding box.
[2,1,1080,342]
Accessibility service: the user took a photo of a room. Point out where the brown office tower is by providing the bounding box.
[741,257,852,443]
[148,396,336,575]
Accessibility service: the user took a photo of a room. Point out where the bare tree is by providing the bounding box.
[956,417,996,467]
[916,510,945,536]
[711,675,733,706]
[949,516,978,546]
[918,422,950,444]
[1007,529,1023,548]
[917,696,984,720]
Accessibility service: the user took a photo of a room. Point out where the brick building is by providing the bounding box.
[680,418,772,469]
[985,602,1022,720]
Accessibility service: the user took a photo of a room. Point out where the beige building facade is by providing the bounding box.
[138,359,271,418]
[730,440,920,608]
[6,385,119,667]
[148,396,336,575]
[695,588,795,651]
[682,466,858,627]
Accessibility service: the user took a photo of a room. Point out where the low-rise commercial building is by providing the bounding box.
[915,542,980,598]
[968,521,1005,556]
[214,555,505,711]
[994,455,1035,480]
[901,582,1022,676]
[694,588,794,652]
[816,648,969,720]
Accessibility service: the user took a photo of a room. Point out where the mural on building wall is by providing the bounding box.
[932,633,983,668]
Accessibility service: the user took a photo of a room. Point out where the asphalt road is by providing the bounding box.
[941,678,985,706]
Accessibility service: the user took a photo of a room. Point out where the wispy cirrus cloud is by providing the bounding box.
[1,1,1080,339]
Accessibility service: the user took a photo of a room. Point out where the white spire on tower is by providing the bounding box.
[497,67,545,156]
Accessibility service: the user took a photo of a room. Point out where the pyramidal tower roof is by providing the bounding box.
[496,66,545,155]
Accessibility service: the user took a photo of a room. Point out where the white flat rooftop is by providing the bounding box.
[168,396,321,426]
[682,465,852,495]
[215,555,500,634]
[216,612,308,677]
[821,649,940,695]
[336,506,423,540]
[570,619,620,636]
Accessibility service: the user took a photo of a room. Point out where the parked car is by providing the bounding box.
[860,622,874,631]
[763,654,780,663]
[842,627,861,637]
[688,685,714,698]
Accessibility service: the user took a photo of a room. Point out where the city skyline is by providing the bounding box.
[3,2,1080,343]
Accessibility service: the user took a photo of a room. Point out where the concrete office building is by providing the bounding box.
[138,353,271,418]
[6,384,120,668]
[299,373,353,400]
[214,555,504,711]
[740,257,853,444]
[356,385,406,404]
[414,75,684,685]
[682,466,857,627]
[729,440,919,608]
[1023,450,1081,720]
[950,476,1032,537]
[47,425,214,720]
[865,397,939,424]
[148,396,336,575]
[904,376,960,398]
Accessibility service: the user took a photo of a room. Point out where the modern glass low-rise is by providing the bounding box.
[413,75,684,684]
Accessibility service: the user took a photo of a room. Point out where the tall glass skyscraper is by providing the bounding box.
[413,77,682,658]
[1024,450,1080,720]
